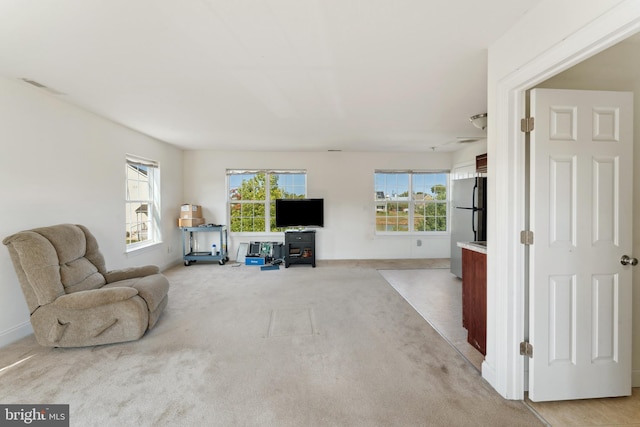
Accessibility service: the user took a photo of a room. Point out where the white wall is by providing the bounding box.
[487,0,640,399]
[452,140,487,179]
[0,76,184,346]
[182,150,453,261]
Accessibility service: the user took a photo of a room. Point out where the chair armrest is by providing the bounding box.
[104,265,159,283]
[53,287,139,310]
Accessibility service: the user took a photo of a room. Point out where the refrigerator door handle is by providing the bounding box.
[471,179,478,240]
[472,180,478,210]
[471,208,477,240]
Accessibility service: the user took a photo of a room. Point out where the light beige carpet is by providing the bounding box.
[0,262,543,426]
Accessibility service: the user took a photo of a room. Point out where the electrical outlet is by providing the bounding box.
[416,239,422,247]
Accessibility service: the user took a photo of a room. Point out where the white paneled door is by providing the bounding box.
[528,89,634,402]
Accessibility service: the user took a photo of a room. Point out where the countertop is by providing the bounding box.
[457,241,487,254]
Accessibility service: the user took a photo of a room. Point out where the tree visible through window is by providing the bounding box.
[375,171,448,232]
[126,156,160,249]
[228,170,306,232]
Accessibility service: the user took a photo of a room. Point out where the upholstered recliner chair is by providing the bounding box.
[3,224,169,347]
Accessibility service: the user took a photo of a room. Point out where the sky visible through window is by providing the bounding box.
[229,173,306,200]
[375,172,447,199]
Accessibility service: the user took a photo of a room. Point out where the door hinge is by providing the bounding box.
[520,230,534,245]
[521,117,535,133]
[520,341,533,358]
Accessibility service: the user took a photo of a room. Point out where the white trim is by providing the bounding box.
[125,241,163,255]
[488,1,640,400]
[126,153,159,168]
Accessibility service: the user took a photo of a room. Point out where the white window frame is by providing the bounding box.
[374,170,449,235]
[126,155,161,251]
[227,169,307,234]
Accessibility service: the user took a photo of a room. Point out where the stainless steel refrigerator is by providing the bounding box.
[450,177,487,278]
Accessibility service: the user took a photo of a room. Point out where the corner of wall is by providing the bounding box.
[633,369,640,388]
[0,321,33,348]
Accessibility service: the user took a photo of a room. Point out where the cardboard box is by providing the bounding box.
[180,204,202,219]
[178,217,205,227]
[245,257,266,266]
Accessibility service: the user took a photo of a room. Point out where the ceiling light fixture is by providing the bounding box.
[457,137,479,143]
[469,113,487,130]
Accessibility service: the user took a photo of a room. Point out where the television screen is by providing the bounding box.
[275,198,324,228]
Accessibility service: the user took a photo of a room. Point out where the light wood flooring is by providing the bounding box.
[378,264,640,427]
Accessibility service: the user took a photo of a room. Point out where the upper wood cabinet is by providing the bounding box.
[476,153,487,173]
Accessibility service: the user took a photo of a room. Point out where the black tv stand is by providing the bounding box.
[284,230,315,268]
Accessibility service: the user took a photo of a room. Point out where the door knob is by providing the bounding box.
[620,255,638,266]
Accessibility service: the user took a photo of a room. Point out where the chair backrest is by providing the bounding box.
[3,224,108,313]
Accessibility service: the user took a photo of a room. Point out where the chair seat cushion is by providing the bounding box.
[53,287,139,310]
[104,274,169,312]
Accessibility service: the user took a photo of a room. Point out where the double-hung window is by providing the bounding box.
[126,155,160,250]
[228,169,306,233]
[375,170,448,233]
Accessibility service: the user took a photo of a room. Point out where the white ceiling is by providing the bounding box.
[0,0,542,152]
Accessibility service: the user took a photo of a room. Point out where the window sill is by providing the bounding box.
[125,241,162,255]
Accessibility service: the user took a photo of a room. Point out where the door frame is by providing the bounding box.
[487,4,640,399]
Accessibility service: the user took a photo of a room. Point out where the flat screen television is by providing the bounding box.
[275,198,324,228]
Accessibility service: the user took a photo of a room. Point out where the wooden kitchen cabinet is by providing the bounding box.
[461,248,487,355]
[476,153,487,173]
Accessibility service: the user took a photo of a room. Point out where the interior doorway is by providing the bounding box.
[487,7,640,402]
[527,36,640,401]
[500,32,640,410]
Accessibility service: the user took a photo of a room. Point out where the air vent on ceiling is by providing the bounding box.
[20,78,65,95]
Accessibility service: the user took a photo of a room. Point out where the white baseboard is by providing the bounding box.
[161,259,183,271]
[0,321,32,348]
[481,360,497,391]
